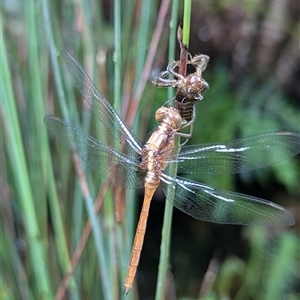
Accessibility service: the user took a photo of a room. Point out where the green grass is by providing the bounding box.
[1,0,299,299]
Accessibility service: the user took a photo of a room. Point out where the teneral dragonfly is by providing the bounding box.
[44,50,299,294]
[152,53,209,137]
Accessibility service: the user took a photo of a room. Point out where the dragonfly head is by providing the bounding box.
[185,75,209,98]
[155,107,182,130]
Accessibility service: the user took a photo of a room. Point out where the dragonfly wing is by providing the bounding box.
[61,50,142,156]
[161,175,294,226]
[166,131,300,175]
[44,116,145,189]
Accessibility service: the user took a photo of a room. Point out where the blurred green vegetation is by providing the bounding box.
[1,0,299,299]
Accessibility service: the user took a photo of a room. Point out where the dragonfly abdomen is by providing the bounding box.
[124,184,157,294]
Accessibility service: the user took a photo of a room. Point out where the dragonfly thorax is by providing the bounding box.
[142,108,180,177]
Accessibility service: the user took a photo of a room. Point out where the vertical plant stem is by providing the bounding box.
[42,0,111,298]
[166,2,179,100]
[1,18,53,299]
[107,0,122,296]
[40,0,80,298]
[131,0,170,111]
[182,0,191,46]
[155,0,190,299]
[40,0,69,121]
[114,0,122,113]
[132,0,152,94]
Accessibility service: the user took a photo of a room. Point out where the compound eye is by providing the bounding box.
[155,107,168,122]
[168,109,182,130]
[187,75,200,87]
[186,76,208,95]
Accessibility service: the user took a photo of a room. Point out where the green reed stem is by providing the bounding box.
[41,1,81,298]
[1,17,53,299]
[182,0,191,46]
[155,0,188,299]
[114,0,122,113]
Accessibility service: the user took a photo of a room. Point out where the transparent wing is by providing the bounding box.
[161,175,294,226]
[165,131,300,175]
[44,116,145,189]
[61,50,142,156]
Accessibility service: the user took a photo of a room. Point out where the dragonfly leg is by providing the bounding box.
[153,76,178,87]
[190,54,209,70]
[167,61,185,81]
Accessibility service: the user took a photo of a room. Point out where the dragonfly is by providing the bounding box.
[44,50,299,294]
[152,53,209,139]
